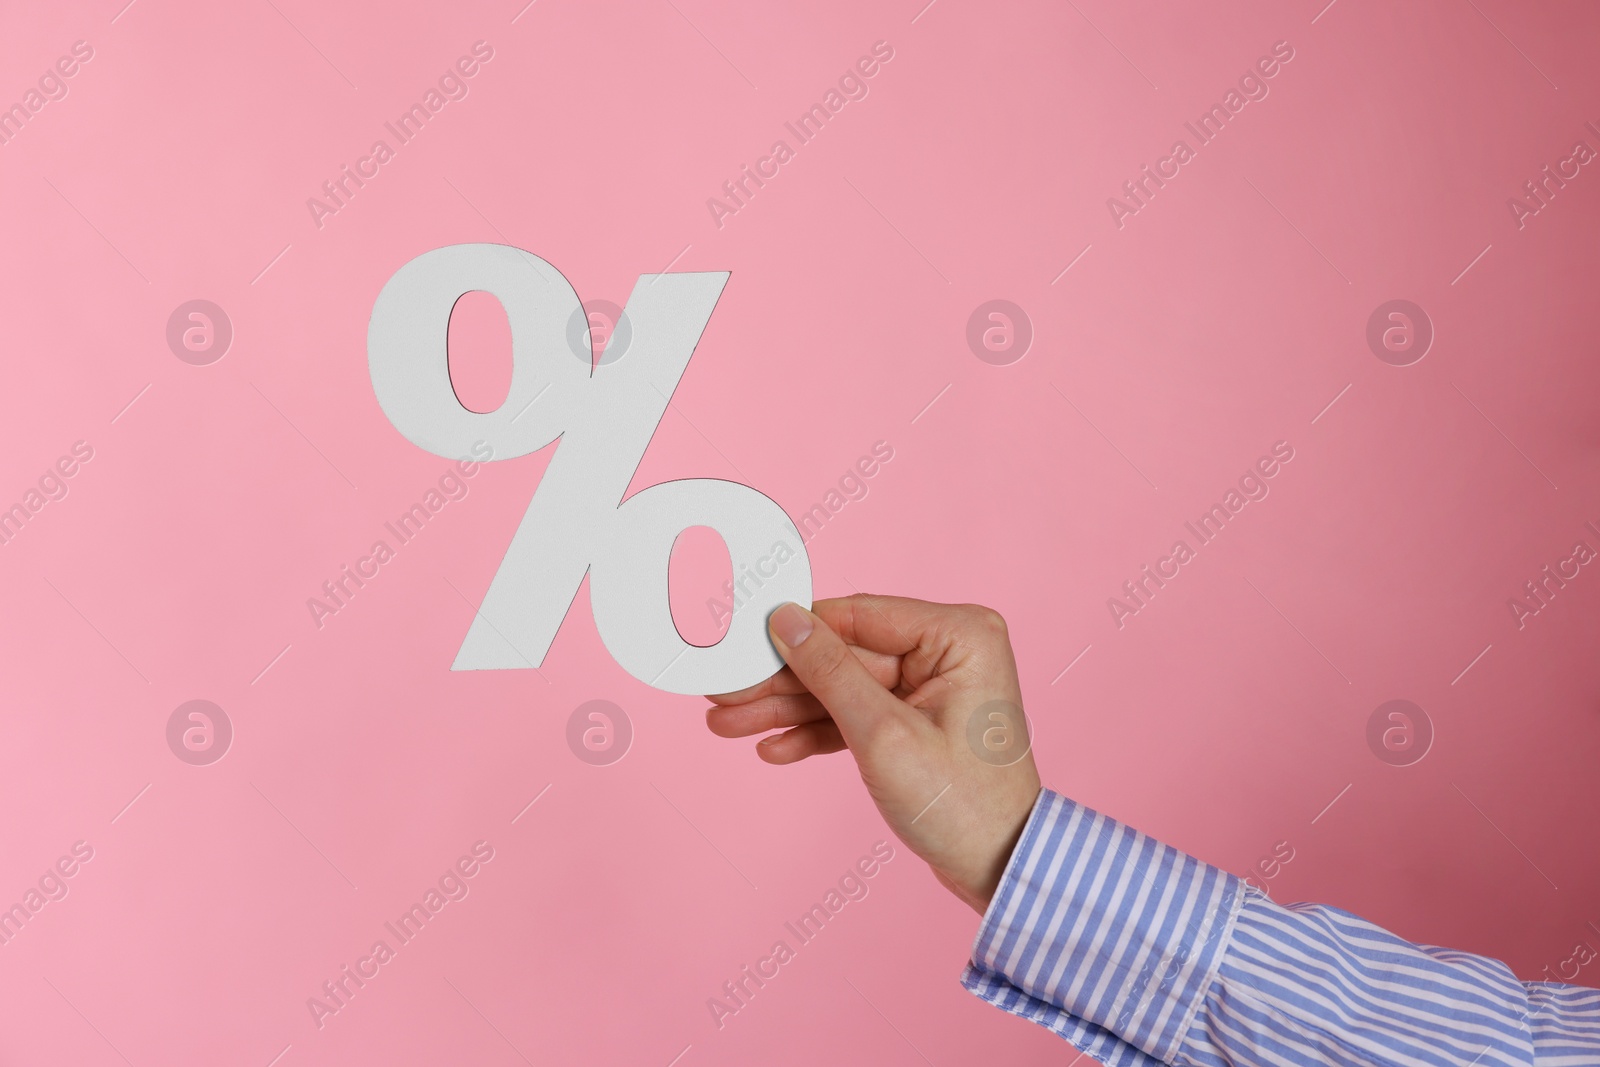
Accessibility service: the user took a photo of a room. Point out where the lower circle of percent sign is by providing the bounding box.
[368,243,812,695]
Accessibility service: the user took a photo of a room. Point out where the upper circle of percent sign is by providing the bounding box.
[367,244,812,695]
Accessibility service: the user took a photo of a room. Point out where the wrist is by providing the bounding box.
[954,783,1044,913]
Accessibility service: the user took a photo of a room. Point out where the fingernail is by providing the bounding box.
[758,734,781,747]
[770,602,813,648]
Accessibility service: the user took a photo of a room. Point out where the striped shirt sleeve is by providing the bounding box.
[961,789,1600,1067]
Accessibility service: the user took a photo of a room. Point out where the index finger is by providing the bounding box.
[706,643,901,704]
[705,664,802,706]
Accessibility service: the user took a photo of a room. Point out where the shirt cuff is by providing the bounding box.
[961,789,1245,1065]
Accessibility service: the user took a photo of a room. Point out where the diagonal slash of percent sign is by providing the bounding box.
[368,244,812,695]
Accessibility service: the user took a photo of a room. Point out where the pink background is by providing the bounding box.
[2,0,1599,1064]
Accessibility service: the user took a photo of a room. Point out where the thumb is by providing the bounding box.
[768,602,907,749]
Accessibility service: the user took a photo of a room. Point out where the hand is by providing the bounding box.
[706,595,1041,914]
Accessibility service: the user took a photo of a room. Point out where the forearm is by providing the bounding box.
[963,789,1600,1067]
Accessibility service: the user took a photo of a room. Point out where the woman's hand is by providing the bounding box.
[706,595,1041,914]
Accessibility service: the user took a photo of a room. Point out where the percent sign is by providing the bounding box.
[368,244,812,695]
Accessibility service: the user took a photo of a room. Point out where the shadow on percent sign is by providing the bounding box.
[368,244,812,696]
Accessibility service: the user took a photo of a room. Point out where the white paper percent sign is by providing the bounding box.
[368,243,812,695]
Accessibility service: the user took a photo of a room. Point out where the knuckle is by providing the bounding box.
[843,591,878,618]
[860,710,911,749]
[963,604,1008,636]
[806,639,853,682]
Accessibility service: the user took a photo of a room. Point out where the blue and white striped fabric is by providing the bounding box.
[961,789,1600,1066]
